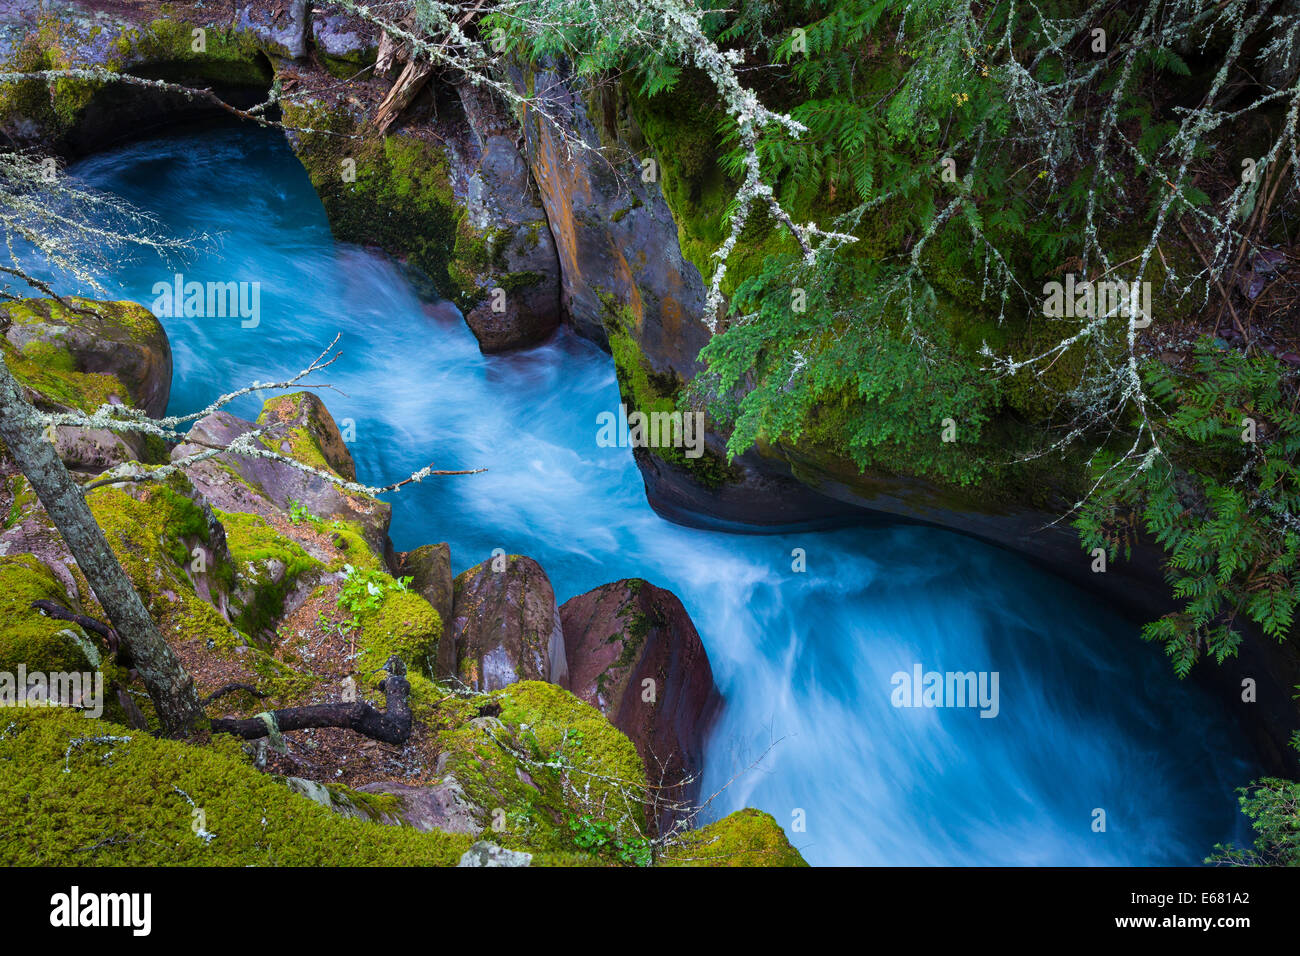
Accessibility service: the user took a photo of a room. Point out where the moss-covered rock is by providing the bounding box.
[283,98,465,301]
[175,400,391,567]
[0,9,274,149]
[86,469,238,647]
[433,680,649,858]
[219,508,323,639]
[0,553,102,674]
[660,808,808,867]
[1,296,171,415]
[352,583,442,682]
[395,542,454,673]
[131,17,271,87]
[255,391,356,482]
[309,6,380,79]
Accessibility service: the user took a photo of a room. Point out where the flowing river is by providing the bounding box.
[41,121,1262,865]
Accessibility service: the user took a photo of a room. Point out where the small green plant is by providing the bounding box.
[336,564,412,623]
[288,499,313,525]
[567,813,653,867]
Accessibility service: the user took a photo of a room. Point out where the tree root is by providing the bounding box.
[209,657,412,746]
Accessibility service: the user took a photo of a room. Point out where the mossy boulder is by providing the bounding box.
[352,583,442,682]
[0,471,89,606]
[284,74,561,352]
[234,0,309,59]
[0,553,102,674]
[560,578,720,823]
[174,397,391,566]
[660,808,808,867]
[434,680,648,856]
[282,775,404,825]
[0,296,172,473]
[0,8,274,150]
[352,779,483,835]
[255,391,356,482]
[85,468,238,647]
[282,98,465,301]
[218,509,324,640]
[450,554,568,691]
[1,296,171,415]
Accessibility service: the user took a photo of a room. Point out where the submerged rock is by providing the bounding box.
[450,554,568,691]
[560,578,720,817]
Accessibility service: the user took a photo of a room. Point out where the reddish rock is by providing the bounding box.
[173,395,393,564]
[559,579,720,825]
[450,554,567,691]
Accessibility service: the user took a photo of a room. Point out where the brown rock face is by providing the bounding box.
[450,554,568,691]
[396,542,456,676]
[508,59,711,380]
[559,579,720,821]
[454,80,562,354]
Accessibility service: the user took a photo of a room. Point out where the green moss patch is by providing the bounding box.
[0,708,470,865]
[661,808,808,867]
[218,509,322,639]
[434,680,648,858]
[0,554,100,674]
[284,101,464,301]
[86,474,235,646]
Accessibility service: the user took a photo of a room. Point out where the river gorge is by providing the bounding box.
[24,121,1262,865]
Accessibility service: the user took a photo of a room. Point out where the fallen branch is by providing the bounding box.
[30,599,118,652]
[373,58,433,134]
[209,657,412,745]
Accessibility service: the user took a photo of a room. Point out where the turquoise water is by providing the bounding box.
[42,123,1260,865]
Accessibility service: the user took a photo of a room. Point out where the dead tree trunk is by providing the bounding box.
[210,657,412,744]
[373,57,433,135]
[0,354,205,735]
